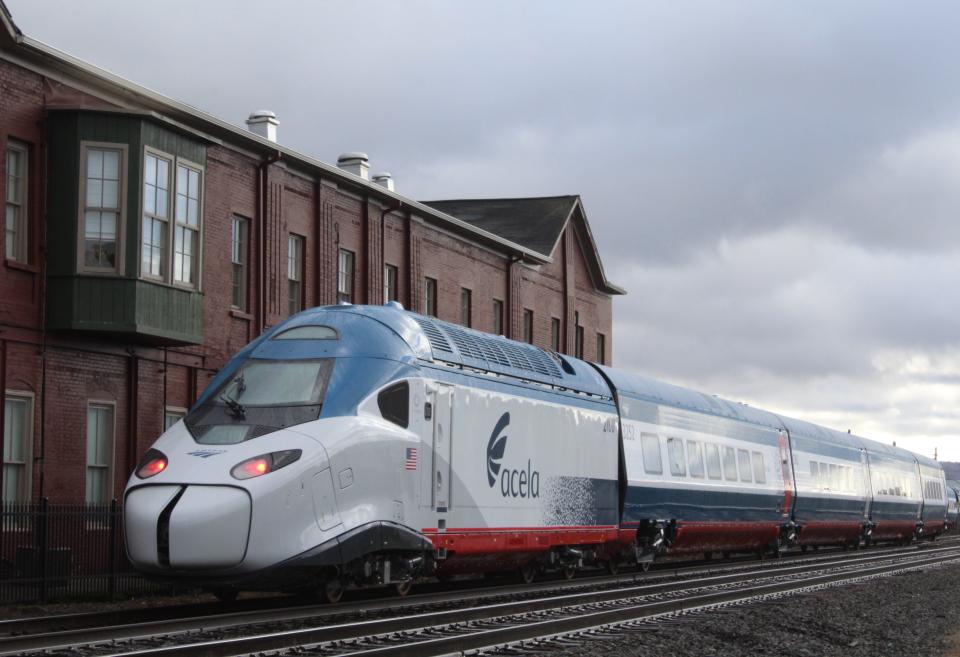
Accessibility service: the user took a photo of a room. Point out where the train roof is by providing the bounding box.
[596,365,785,431]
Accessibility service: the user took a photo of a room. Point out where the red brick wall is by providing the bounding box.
[0,55,614,502]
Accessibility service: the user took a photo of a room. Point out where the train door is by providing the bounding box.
[430,383,454,511]
[778,430,796,518]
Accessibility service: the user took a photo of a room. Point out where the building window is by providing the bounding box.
[164,407,185,431]
[3,393,33,503]
[493,299,504,335]
[523,308,533,344]
[5,141,28,263]
[384,264,398,303]
[288,234,304,314]
[596,333,606,365]
[141,152,171,279]
[231,216,248,310]
[81,145,124,271]
[551,318,561,352]
[85,402,115,505]
[173,163,202,286]
[338,249,354,303]
[460,288,472,327]
[574,311,584,359]
[424,277,437,316]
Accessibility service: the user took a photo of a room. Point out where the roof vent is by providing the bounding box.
[246,110,278,143]
[337,152,370,181]
[372,172,395,192]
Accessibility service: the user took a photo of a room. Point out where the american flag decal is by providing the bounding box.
[405,447,418,470]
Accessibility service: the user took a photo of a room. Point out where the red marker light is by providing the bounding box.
[135,450,169,479]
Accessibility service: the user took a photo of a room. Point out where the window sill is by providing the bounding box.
[5,259,39,274]
[229,308,253,321]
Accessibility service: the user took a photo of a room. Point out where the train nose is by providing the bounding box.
[125,485,251,569]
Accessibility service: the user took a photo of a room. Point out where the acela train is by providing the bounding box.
[124,304,948,599]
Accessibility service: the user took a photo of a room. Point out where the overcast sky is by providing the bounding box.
[9,0,960,459]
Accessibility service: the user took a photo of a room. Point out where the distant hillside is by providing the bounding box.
[941,462,960,480]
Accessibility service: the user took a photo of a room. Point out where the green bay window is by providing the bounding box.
[174,163,201,285]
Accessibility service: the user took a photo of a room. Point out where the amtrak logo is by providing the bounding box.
[188,449,227,458]
[485,412,540,498]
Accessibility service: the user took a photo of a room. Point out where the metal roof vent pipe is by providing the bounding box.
[372,172,394,192]
[246,110,279,143]
[337,152,370,181]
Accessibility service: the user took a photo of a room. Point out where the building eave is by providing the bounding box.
[7,31,551,265]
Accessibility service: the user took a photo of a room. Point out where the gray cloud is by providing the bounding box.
[8,0,960,457]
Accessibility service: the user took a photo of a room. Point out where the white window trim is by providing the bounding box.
[288,233,304,314]
[139,149,205,290]
[338,249,355,303]
[5,140,29,263]
[3,390,34,503]
[231,215,249,311]
[85,400,117,506]
[77,141,128,275]
[164,405,187,431]
[172,156,204,291]
[141,146,173,283]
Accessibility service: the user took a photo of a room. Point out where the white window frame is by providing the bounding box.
[338,249,354,303]
[5,140,28,263]
[172,158,204,289]
[3,390,34,503]
[460,287,472,327]
[493,299,504,335]
[231,215,249,311]
[141,147,172,281]
[85,400,116,506]
[78,142,127,274]
[424,276,437,316]
[384,263,398,304]
[288,234,304,314]
[164,406,187,431]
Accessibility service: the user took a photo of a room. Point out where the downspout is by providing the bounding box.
[37,133,49,501]
[379,201,403,304]
[506,254,522,339]
[256,150,282,333]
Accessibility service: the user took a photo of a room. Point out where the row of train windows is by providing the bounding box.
[809,461,858,494]
[874,472,914,498]
[641,433,766,484]
[923,481,944,501]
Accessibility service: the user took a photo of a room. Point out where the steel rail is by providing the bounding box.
[70,544,960,657]
[3,535,949,646]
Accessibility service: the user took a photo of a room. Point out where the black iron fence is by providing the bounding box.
[0,500,183,603]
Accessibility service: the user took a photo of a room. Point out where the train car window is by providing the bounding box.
[377,381,410,428]
[737,449,752,483]
[829,464,838,491]
[641,433,663,475]
[810,462,819,489]
[751,452,766,484]
[667,437,686,477]
[687,441,705,478]
[273,325,338,340]
[705,444,722,480]
[722,447,738,481]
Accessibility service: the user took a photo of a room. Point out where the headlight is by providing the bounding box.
[231,449,302,480]
[136,449,168,479]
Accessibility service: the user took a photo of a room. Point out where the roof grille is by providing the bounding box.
[419,318,563,379]
[413,317,454,354]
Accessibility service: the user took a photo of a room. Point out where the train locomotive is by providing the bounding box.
[124,303,948,599]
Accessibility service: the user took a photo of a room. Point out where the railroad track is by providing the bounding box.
[4,539,957,657]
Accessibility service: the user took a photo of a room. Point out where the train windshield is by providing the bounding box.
[185,358,332,444]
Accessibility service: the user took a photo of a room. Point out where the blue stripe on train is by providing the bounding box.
[623,485,784,523]
[793,494,865,522]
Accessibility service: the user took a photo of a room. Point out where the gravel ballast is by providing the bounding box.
[553,562,960,657]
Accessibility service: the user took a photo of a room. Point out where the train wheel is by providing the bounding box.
[605,559,620,575]
[324,579,345,604]
[395,580,413,597]
[562,565,577,580]
[639,560,652,573]
[520,563,537,584]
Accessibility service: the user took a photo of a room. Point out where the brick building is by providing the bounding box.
[0,4,623,504]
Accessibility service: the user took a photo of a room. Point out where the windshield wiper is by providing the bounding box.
[219,392,246,420]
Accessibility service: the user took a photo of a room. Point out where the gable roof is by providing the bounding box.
[423,196,625,295]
